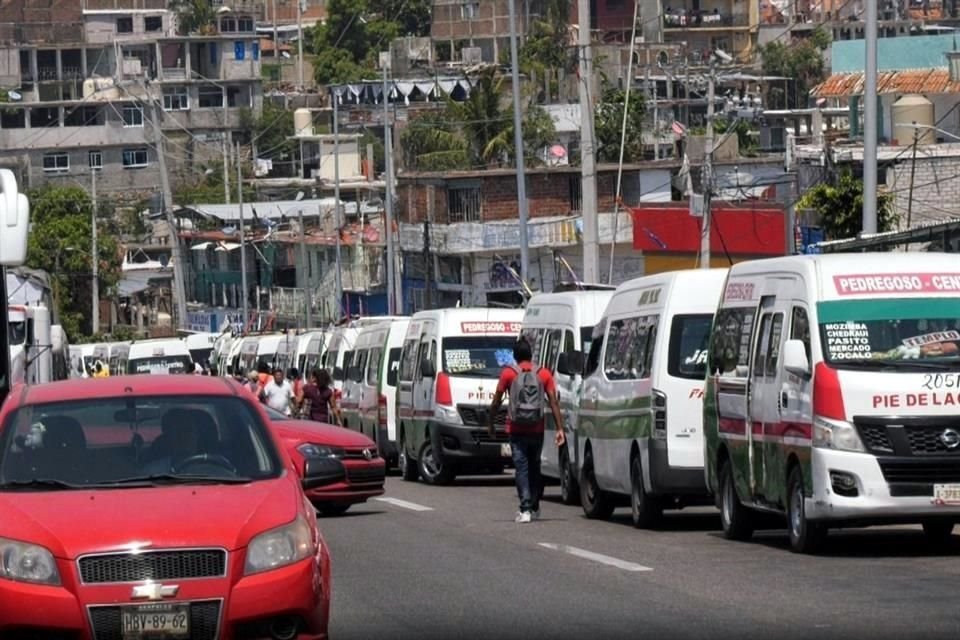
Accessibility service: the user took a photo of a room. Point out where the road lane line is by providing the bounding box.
[538,543,653,572]
[373,497,434,512]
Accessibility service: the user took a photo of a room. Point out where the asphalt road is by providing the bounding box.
[319,473,960,640]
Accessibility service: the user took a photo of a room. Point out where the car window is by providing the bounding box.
[0,395,283,488]
[366,347,382,386]
[386,347,402,387]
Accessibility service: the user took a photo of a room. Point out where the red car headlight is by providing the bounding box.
[244,515,314,576]
[0,536,61,585]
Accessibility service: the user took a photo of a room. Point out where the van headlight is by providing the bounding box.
[244,516,314,575]
[0,537,60,585]
[434,405,462,425]
[813,416,865,453]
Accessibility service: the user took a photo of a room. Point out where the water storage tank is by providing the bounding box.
[892,95,934,146]
[294,108,313,137]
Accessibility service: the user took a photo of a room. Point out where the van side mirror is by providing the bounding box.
[557,351,584,376]
[783,339,810,379]
[0,169,29,266]
[420,359,436,379]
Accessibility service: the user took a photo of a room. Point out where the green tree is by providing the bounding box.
[760,29,828,110]
[399,112,471,171]
[25,186,123,340]
[517,0,575,101]
[170,0,217,36]
[797,169,897,240]
[594,85,646,163]
[450,70,512,165]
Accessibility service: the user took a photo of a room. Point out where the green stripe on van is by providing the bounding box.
[579,396,652,440]
[817,298,960,323]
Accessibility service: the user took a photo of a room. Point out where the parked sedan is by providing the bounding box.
[265,407,386,516]
[0,375,331,640]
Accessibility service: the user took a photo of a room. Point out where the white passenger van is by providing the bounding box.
[577,269,728,527]
[78,343,110,377]
[184,331,217,368]
[108,341,130,375]
[520,288,614,504]
[341,318,410,466]
[127,338,193,374]
[298,330,328,375]
[323,318,405,393]
[705,253,960,553]
[274,332,303,374]
[238,333,283,374]
[396,308,524,484]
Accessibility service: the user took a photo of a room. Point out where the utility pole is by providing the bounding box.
[700,62,716,270]
[863,0,878,234]
[298,207,312,328]
[236,140,249,331]
[650,67,660,161]
[223,97,231,204]
[507,0,530,285]
[578,0,599,282]
[907,127,919,230]
[296,0,305,91]
[333,95,344,321]
[151,101,188,329]
[423,219,432,309]
[383,64,397,315]
[272,0,279,65]
[90,166,99,335]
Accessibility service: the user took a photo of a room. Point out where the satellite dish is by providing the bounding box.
[159,254,170,268]
[7,90,21,101]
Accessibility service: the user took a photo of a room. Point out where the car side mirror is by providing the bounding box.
[301,456,346,489]
[420,359,436,379]
[557,351,584,376]
[783,339,811,379]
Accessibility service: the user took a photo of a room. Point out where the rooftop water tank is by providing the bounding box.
[892,94,934,146]
[294,108,313,137]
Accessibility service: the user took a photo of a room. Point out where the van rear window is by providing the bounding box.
[668,314,712,380]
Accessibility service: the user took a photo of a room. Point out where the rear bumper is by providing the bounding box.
[430,421,513,464]
[647,438,709,497]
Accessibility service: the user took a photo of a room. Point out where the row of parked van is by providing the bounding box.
[70,333,219,378]
[207,252,960,553]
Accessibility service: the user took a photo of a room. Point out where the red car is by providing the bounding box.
[0,376,330,640]
[264,407,386,516]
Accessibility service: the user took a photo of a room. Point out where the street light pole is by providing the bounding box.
[333,95,343,321]
[382,64,397,314]
[297,0,305,91]
[507,0,530,286]
[90,166,99,335]
[863,0,878,234]
[236,140,249,332]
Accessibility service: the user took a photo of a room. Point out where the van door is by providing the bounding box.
[539,328,564,474]
[411,325,437,455]
[747,294,782,500]
[579,322,607,470]
[361,344,383,442]
[396,335,420,449]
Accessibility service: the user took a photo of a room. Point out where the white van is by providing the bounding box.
[577,269,728,527]
[520,288,614,504]
[323,318,405,393]
[274,333,302,375]
[238,333,283,374]
[108,341,131,375]
[127,338,193,374]
[341,318,410,466]
[298,331,328,375]
[184,331,217,368]
[705,253,960,553]
[78,343,110,377]
[211,332,236,375]
[396,308,524,485]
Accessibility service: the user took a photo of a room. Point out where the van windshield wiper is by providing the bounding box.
[96,474,255,487]
[0,478,83,491]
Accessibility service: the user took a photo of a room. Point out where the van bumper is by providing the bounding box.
[807,448,960,522]
[430,421,513,465]
[647,438,710,497]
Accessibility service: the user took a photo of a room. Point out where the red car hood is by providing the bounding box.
[0,475,300,560]
[274,419,376,448]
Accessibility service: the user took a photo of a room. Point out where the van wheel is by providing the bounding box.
[399,432,419,482]
[787,466,826,554]
[719,460,755,541]
[579,450,614,519]
[630,456,662,529]
[921,519,955,546]
[559,447,580,506]
[418,439,455,486]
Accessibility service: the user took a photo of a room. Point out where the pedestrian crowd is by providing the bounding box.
[236,361,342,425]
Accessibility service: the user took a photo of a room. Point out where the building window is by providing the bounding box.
[568,176,582,213]
[447,185,481,223]
[122,148,149,169]
[163,87,189,111]
[220,17,236,32]
[42,153,69,173]
[88,150,102,171]
[144,16,162,32]
[237,16,254,31]
[116,17,133,33]
[461,1,480,18]
[122,104,143,127]
[198,86,223,108]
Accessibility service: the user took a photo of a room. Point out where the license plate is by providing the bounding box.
[933,484,960,505]
[121,604,189,639]
[500,443,512,457]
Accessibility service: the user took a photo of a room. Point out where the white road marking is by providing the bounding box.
[373,497,434,512]
[538,543,653,572]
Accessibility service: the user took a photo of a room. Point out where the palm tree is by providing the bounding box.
[171,0,218,36]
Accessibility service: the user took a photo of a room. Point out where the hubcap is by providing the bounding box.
[722,473,733,526]
[422,446,441,478]
[790,483,803,538]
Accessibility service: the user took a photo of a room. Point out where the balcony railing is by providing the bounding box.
[664,12,752,28]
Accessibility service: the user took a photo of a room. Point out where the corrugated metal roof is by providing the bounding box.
[812,69,960,97]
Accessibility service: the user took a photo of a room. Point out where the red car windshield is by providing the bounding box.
[0,395,283,488]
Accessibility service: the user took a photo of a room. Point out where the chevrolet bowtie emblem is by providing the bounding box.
[131,583,180,601]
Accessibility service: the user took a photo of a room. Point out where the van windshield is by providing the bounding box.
[442,337,518,377]
[8,321,26,346]
[668,314,712,380]
[818,299,960,368]
[128,356,193,375]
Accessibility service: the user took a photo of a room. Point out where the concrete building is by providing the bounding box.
[0,0,264,199]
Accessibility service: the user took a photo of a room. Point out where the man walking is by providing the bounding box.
[489,337,565,523]
[262,367,295,415]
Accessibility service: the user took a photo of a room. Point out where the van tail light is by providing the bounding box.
[435,372,453,406]
[652,388,667,440]
[378,394,388,428]
[813,362,846,421]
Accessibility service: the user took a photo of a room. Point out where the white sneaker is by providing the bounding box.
[515,511,532,523]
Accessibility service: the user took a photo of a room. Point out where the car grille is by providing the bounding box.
[472,430,509,444]
[879,460,960,485]
[346,465,386,484]
[856,424,894,453]
[458,405,507,428]
[343,447,378,460]
[79,549,227,584]
[89,600,220,640]
[853,418,960,457]
[904,426,960,455]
